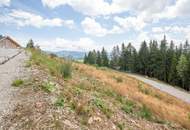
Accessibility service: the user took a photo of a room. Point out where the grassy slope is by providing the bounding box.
[76,63,190,127]
[24,49,190,129]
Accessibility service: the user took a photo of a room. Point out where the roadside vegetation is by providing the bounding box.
[29,48,72,79]
[11,79,24,87]
[4,48,189,129]
[32,48,190,129]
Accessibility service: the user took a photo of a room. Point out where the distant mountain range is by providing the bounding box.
[53,50,86,60]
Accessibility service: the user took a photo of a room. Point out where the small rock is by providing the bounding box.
[63,120,78,129]
[88,117,93,124]
[88,116,102,124]
[93,116,102,122]
[35,101,43,109]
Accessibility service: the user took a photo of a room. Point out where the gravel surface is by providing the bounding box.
[127,74,190,104]
[0,50,29,121]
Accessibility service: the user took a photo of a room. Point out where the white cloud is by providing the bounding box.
[155,0,190,20]
[35,37,103,52]
[81,17,108,37]
[42,0,112,16]
[0,10,75,28]
[152,25,190,40]
[114,16,146,31]
[41,0,171,17]
[0,0,10,6]
[112,0,170,14]
[81,17,123,37]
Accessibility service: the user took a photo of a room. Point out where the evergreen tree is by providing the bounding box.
[26,39,34,48]
[138,41,149,75]
[166,40,175,82]
[96,51,102,66]
[119,43,126,70]
[159,35,168,81]
[84,36,190,91]
[183,40,190,54]
[110,45,120,69]
[101,47,109,67]
[125,43,135,72]
[83,53,88,64]
[132,49,139,73]
[87,51,96,64]
[177,55,189,89]
[168,53,179,85]
[148,40,160,77]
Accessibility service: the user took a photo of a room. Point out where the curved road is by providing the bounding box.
[127,74,190,104]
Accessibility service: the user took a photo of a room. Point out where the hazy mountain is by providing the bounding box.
[54,50,86,60]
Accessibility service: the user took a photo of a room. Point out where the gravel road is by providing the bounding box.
[0,49,22,64]
[127,74,190,104]
[0,49,29,121]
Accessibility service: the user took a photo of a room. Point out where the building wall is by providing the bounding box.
[0,38,20,49]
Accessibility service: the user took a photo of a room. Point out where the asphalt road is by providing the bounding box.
[127,74,190,104]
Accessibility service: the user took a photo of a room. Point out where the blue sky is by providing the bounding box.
[0,0,190,52]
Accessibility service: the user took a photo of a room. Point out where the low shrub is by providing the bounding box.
[92,98,112,118]
[114,76,123,83]
[122,100,135,114]
[138,82,150,95]
[116,123,125,130]
[138,105,152,121]
[41,82,56,93]
[12,79,24,87]
[59,59,72,79]
[55,96,65,107]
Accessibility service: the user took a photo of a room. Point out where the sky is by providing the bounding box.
[0,0,190,52]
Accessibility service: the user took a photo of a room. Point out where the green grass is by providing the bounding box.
[92,98,112,118]
[116,123,125,130]
[138,105,152,121]
[104,89,117,97]
[12,79,24,87]
[41,82,56,93]
[121,100,135,114]
[55,96,65,107]
[29,49,72,79]
[188,113,190,120]
[59,60,72,79]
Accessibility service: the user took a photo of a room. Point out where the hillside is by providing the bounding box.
[1,49,190,130]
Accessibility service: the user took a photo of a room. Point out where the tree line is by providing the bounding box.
[84,36,190,91]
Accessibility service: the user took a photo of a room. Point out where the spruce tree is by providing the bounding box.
[138,41,149,75]
[177,54,189,89]
[26,39,34,48]
[168,53,179,85]
[96,51,102,66]
[101,47,109,67]
[159,35,168,81]
[119,43,126,70]
[110,45,120,69]
[84,53,88,64]
[87,51,96,64]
